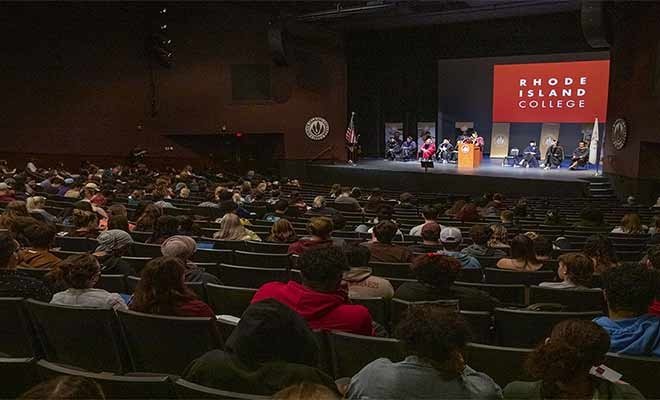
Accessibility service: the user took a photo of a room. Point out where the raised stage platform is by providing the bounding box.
[305,157,595,197]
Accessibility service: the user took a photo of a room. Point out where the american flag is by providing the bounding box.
[345,112,357,144]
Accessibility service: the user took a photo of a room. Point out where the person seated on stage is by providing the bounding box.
[418,137,436,160]
[436,138,454,163]
[395,253,499,311]
[437,227,481,269]
[520,140,540,168]
[569,140,590,170]
[593,264,660,357]
[543,138,565,170]
[407,222,444,254]
[496,234,543,271]
[385,136,401,161]
[400,136,417,161]
[361,220,412,263]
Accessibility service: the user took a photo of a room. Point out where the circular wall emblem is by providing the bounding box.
[495,135,505,145]
[461,144,471,153]
[305,117,329,141]
[611,118,627,150]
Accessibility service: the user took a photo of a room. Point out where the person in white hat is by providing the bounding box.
[81,183,108,219]
[438,227,481,269]
[0,182,16,202]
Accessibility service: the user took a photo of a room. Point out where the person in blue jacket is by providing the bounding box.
[593,264,660,357]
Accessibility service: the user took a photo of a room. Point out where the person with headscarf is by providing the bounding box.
[93,229,135,275]
[160,235,220,285]
[183,298,338,396]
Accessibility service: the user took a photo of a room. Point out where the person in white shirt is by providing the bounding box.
[50,253,127,310]
[539,252,595,290]
[409,205,443,236]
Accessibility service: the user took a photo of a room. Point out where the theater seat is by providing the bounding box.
[464,343,532,387]
[192,249,234,264]
[605,352,660,399]
[327,330,405,379]
[349,297,388,329]
[0,298,41,357]
[25,299,130,373]
[96,274,128,294]
[0,357,40,398]
[494,308,603,348]
[390,298,459,330]
[246,241,289,254]
[37,359,177,399]
[205,283,257,317]
[218,264,289,288]
[528,285,605,312]
[233,251,291,268]
[460,311,493,344]
[453,281,526,306]
[175,378,270,400]
[368,262,413,279]
[485,268,556,286]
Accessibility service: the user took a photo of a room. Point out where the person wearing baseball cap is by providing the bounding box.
[438,227,481,269]
[56,178,75,197]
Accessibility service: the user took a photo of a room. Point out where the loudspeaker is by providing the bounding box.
[581,1,610,48]
[268,22,290,67]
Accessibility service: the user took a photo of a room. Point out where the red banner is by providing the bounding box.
[492,60,610,123]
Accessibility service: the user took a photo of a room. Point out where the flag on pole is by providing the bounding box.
[589,117,599,165]
[345,112,357,144]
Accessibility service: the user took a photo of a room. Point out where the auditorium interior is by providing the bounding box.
[1,2,660,399]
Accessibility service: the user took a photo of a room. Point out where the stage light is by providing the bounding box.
[160,8,167,14]
[160,24,167,30]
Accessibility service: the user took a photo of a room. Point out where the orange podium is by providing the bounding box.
[457,142,482,168]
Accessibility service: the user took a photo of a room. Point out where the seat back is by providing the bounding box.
[0,357,40,398]
[453,281,526,306]
[192,249,234,264]
[25,299,129,373]
[205,284,256,318]
[328,331,405,379]
[390,298,459,330]
[121,257,152,275]
[529,286,605,312]
[246,241,290,254]
[219,264,289,288]
[117,309,222,375]
[174,379,271,400]
[605,352,660,399]
[485,268,556,286]
[460,311,492,344]
[15,268,51,281]
[130,242,163,258]
[96,274,128,294]
[234,251,291,268]
[456,268,484,283]
[54,236,97,252]
[350,297,388,328]
[201,239,247,251]
[464,343,532,387]
[494,308,603,348]
[37,359,177,399]
[368,262,413,279]
[0,298,40,357]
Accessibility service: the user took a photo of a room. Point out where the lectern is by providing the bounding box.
[457,142,482,168]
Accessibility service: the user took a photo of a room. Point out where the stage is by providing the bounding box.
[305,157,596,197]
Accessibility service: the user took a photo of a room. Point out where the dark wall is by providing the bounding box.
[347,11,598,157]
[0,3,346,168]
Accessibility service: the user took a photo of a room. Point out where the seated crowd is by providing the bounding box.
[0,159,660,399]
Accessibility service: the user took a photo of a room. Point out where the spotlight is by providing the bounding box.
[160,24,167,30]
[160,8,167,14]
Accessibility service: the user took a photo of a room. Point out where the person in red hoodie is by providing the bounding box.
[251,245,373,336]
[287,216,337,255]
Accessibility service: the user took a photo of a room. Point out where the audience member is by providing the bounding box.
[26,196,57,223]
[310,196,338,217]
[437,227,480,269]
[0,182,16,202]
[395,254,497,311]
[17,222,61,269]
[407,222,444,253]
[0,232,51,300]
[267,218,298,243]
[396,192,416,209]
[583,235,618,274]
[575,208,606,228]
[456,202,482,223]
[93,229,134,275]
[273,383,339,400]
[530,234,553,261]
[160,235,221,285]
[333,186,361,211]
[409,205,440,236]
[288,217,340,255]
[347,306,501,399]
[496,234,543,271]
[539,253,594,289]
[504,320,644,399]
[213,213,261,241]
[462,225,506,258]
[488,224,510,250]
[0,201,35,239]
[147,215,181,244]
[134,203,162,232]
[130,256,214,317]
[19,376,105,400]
[342,244,394,299]
[611,213,647,234]
[183,298,338,396]
[264,199,289,222]
[50,254,127,310]
[252,246,373,335]
[593,265,660,357]
[65,207,100,239]
[361,221,412,263]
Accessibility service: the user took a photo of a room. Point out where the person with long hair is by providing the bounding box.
[213,213,260,241]
[267,219,298,243]
[147,215,181,244]
[130,256,214,317]
[134,203,162,232]
[539,253,595,289]
[504,320,643,399]
[49,254,127,310]
[611,213,647,235]
[488,224,511,250]
[583,235,618,274]
[26,196,57,223]
[0,200,34,239]
[20,376,105,400]
[496,234,543,271]
[66,208,99,238]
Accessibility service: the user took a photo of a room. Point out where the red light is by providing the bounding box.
[235,132,243,138]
